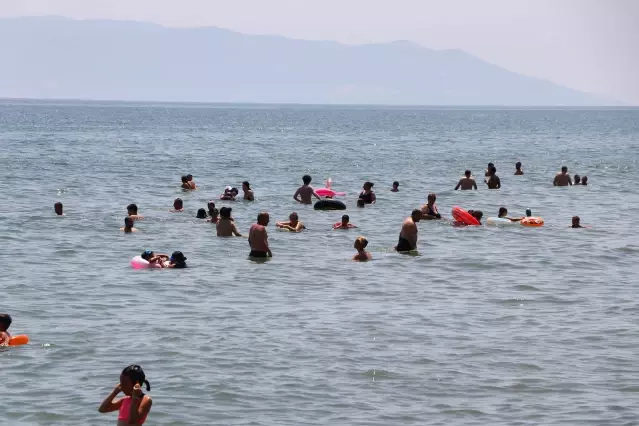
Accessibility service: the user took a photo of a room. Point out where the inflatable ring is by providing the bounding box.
[8,335,29,346]
[131,255,162,269]
[521,217,544,227]
[314,200,346,211]
[451,206,480,226]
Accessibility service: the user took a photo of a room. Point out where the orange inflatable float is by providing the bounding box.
[451,206,480,226]
[521,217,544,227]
[8,335,29,346]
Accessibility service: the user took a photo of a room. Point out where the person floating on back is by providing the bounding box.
[294,175,322,204]
[455,170,477,190]
[514,162,524,175]
[395,209,422,252]
[249,212,272,258]
[0,314,12,346]
[352,236,372,261]
[333,214,357,229]
[120,217,138,233]
[391,181,400,192]
[98,364,153,425]
[217,207,242,236]
[276,212,306,232]
[54,202,64,216]
[554,166,573,186]
[421,193,441,220]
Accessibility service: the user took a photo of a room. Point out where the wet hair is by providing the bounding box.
[141,250,153,260]
[525,208,532,217]
[392,181,399,187]
[427,193,436,202]
[170,251,187,264]
[342,215,349,221]
[465,170,471,176]
[257,211,269,223]
[572,215,580,222]
[490,166,497,174]
[230,188,239,195]
[562,166,568,172]
[243,181,251,189]
[121,365,151,391]
[54,202,63,209]
[220,207,232,219]
[127,204,138,214]
[411,209,422,219]
[488,162,494,168]
[124,217,134,227]
[471,210,483,220]
[196,208,207,219]
[355,236,368,250]
[581,176,588,184]
[289,212,299,220]
[54,202,64,215]
[498,207,507,217]
[186,174,193,181]
[174,198,183,209]
[363,181,374,189]
[181,175,188,183]
[574,174,581,184]
[357,199,365,208]
[302,175,312,185]
[0,314,12,330]
[515,162,522,169]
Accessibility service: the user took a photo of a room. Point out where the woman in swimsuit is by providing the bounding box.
[421,193,441,220]
[98,365,153,425]
[358,182,376,204]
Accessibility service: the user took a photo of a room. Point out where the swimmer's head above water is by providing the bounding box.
[525,208,532,217]
[302,175,312,185]
[574,174,581,184]
[127,204,138,215]
[465,170,472,178]
[498,207,507,217]
[341,214,350,226]
[124,217,134,228]
[354,236,369,251]
[257,211,270,226]
[196,208,207,219]
[173,198,183,210]
[54,202,63,216]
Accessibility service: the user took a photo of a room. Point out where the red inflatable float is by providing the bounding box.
[451,206,480,226]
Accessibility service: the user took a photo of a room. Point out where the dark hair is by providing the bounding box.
[207,201,216,211]
[186,174,193,180]
[302,175,312,185]
[491,166,497,174]
[428,193,436,201]
[127,204,138,214]
[121,365,151,391]
[342,215,349,221]
[243,181,250,189]
[257,211,269,223]
[54,202,63,208]
[472,210,484,220]
[582,176,588,183]
[0,314,12,329]
[516,162,522,168]
[181,175,188,183]
[124,217,134,227]
[230,187,239,195]
[562,166,568,172]
[411,209,422,218]
[174,198,183,208]
[574,174,581,182]
[465,170,471,176]
[196,208,207,219]
[572,215,580,221]
[170,251,187,264]
[393,181,399,186]
[498,207,507,216]
[141,250,153,260]
[488,162,494,168]
[220,207,232,219]
[364,181,374,189]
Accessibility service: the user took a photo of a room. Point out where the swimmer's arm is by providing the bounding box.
[553,175,559,186]
[371,193,376,203]
[454,180,462,190]
[232,223,242,237]
[293,188,302,203]
[293,222,305,232]
[472,180,477,190]
[98,385,123,413]
[312,189,322,200]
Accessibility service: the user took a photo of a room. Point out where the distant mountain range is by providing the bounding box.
[0,16,613,105]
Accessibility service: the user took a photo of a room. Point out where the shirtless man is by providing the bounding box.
[217,207,242,237]
[54,202,64,216]
[395,209,422,252]
[486,166,501,189]
[127,204,144,220]
[248,212,272,258]
[170,198,184,212]
[553,166,573,186]
[455,170,477,190]
[294,175,321,204]
[276,212,306,232]
[514,162,524,175]
[120,217,138,233]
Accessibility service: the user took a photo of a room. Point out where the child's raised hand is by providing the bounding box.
[113,383,122,394]
[132,383,143,398]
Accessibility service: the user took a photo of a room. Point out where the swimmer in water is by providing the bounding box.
[207,201,216,216]
[581,176,588,185]
[165,251,187,268]
[421,193,441,220]
[186,174,196,190]
[497,207,522,222]
[220,187,237,201]
[217,207,242,236]
[98,364,153,426]
[553,166,573,186]
[455,170,478,190]
[357,199,366,208]
[571,216,585,228]
[140,250,168,267]
[120,217,138,233]
[359,182,376,204]
[485,162,494,179]
[574,174,581,185]
[391,181,400,192]
[207,208,219,223]
[170,198,184,212]
[352,236,372,261]
[486,166,501,189]
[276,212,306,232]
[242,181,254,201]
[127,204,144,220]
[249,212,272,258]
[180,175,190,190]
[467,210,484,224]
[54,202,64,216]
[196,208,208,219]
[0,313,12,346]
[294,175,322,205]
[333,214,357,229]
[395,209,422,252]
[515,162,524,175]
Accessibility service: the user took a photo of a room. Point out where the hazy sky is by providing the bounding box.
[2,0,638,104]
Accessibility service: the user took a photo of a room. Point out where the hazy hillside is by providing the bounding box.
[0,16,609,105]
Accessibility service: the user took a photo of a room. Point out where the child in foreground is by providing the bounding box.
[353,237,372,261]
[0,314,12,346]
[98,364,153,425]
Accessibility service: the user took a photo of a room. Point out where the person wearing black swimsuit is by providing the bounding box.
[359,182,376,204]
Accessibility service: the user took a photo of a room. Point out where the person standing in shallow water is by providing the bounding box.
[294,175,321,205]
[98,364,153,425]
[395,209,422,252]
[514,162,524,175]
[421,193,441,220]
[249,212,272,258]
[352,237,372,261]
[120,217,138,233]
[455,170,477,190]
[391,181,399,192]
[486,166,501,189]
[242,181,254,201]
[359,182,376,204]
[554,166,573,186]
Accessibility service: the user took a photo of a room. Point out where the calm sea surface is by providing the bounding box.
[1,100,638,425]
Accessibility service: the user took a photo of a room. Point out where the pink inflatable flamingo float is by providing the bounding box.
[315,178,346,198]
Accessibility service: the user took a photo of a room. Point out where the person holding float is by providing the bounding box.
[0,314,28,347]
[333,215,357,229]
[276,212,306,232]
[98,364,153,426]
